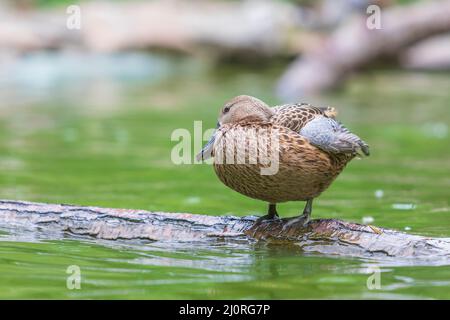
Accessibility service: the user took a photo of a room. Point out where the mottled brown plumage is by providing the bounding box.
[271,103,337,133]
[197,95,369,224]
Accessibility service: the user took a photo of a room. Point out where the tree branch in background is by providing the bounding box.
[276,0,450,100]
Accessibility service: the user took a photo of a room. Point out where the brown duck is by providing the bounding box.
[196,95,369,224]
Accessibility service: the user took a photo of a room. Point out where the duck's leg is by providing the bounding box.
[301,199,313,223]
[256,203,279,222]
[268,203,279,219]
[288,199,313,226]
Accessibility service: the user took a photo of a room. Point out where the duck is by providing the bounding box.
[196,95,369,225]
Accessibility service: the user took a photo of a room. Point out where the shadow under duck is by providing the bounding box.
[197,95,369,225]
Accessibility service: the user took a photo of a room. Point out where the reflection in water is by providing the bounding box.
[1,224,450,299]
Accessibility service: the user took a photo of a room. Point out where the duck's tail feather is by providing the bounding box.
[329,131,370,156]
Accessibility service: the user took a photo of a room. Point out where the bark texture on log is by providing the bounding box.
[1,200,450,262]
[276,0,450,99]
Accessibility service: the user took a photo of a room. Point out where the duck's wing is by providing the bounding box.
[272,104,369,156]
[300,116,370,156]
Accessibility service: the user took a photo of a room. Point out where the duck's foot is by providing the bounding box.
[285,199,313,227]
[255,214,280,223]
[255,203,279,223]
[285,213,310,227]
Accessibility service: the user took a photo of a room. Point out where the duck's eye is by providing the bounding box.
[223,106,230,114]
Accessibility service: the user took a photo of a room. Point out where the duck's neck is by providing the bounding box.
[238,114,272,124]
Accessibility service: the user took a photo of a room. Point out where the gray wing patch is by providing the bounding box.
[299,116,370,156]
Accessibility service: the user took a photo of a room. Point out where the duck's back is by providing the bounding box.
[271,103,335,132]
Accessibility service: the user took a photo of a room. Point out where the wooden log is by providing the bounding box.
[1,200,450,262]
[276,0,450,99]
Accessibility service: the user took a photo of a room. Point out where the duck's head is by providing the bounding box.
[196,95,273,162]
[217,95,273,126]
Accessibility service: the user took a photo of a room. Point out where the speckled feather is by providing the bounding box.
[271,103,335,132]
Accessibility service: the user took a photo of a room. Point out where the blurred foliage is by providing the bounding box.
[27,0,422,8]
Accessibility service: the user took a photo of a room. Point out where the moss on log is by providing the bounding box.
[1,200,450,262]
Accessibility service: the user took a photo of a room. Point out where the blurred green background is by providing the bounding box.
[0,0,449,299]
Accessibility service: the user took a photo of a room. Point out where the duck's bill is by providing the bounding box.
[196,135,215,162]
[195,122,219,162]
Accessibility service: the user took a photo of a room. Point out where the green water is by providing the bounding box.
[0,57,449,299]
